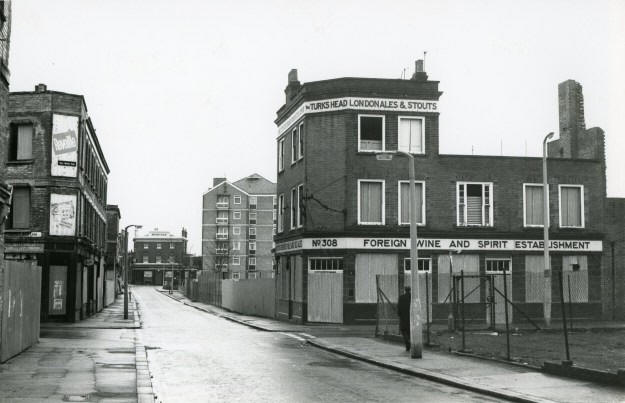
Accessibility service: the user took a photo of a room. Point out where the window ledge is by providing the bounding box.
[6,159,34,165]
[4,228,32,234]
[454,225,495,229]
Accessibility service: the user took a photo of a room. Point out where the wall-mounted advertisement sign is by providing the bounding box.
[275,237,603,254]
[49,265,67,315]
[49,193,77,236]
[52,114,79,177]
[278,97,439,135]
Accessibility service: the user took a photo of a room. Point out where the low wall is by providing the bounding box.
[1,260,41,362]
[221,278,275,318]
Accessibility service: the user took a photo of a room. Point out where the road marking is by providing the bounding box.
[300,333,315,339]
[280,332,306,342]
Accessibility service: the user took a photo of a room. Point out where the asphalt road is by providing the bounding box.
[133,286,502,403]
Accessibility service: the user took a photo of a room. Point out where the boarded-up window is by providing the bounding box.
[10,187,30,228]
[560,186,583,227]
[562,255,588,302]
[525,255,545,303]
[355,254,397,303]
[359,180,384,224]
[524,184,545,226]
[437,254,479,303]
[399,181,424,225]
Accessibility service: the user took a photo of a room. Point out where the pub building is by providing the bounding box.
[273,62,620,325]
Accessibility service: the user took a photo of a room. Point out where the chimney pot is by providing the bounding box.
[288,69,298,83]
[35,83,47,93]
[415,60,424,73]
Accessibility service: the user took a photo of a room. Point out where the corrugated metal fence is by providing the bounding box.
[1,260,41,362]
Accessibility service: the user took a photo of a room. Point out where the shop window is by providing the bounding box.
[398,181,425,225]
[457,182,493,226]
[398,117,424,154]
[8,123,33,161]
[559,185,584,228]
[358,180,384,225]
[358,115,384,152]
[524,184,547,227]
[309,257,344,271]
[8,186,30,229]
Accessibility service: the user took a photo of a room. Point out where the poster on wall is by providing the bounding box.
[51,114,79,177]
[49,265,67,315]
[49,193,77,236]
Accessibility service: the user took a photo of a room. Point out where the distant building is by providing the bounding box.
[131,228,188,287]
[202,174,276,279]
[4,84,109,322]
[104,205,121,306]
[274,65,619,324]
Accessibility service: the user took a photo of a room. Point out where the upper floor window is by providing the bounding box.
[7,186,30,229]
[156,256,162,263]
[398,181,425,225]
[232,256,240,265]
[8,123,33,161]
[277,194,284,233]
[523,184,547,227]
[278,138,285,172]
[249,211,257,224]
[291,128,299,164]
[290,187,297,230]
[217,195,229,208]
[298,184,304,227]
[299,122,304,160]
[156,243,162,249]
[216,210,228,224]
[143,256,148,263]
[232,241,241,250]
[249,196,257,209]
[170,242,175,249]
[232,226,241,235]
[559,185,584,228]
[358,180,384,225]
[234,194,241,204]
[233,210,241,220]
[249,241,256,251]
[398,116,424,154]
[290,185,304,229]
[143,244,148,249]
[358,115,384,152]
[457,182,493,226]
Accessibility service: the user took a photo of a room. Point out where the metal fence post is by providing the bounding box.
[503,269,511,361]
[426,271,431,346]
[567,274,573,331]
[558,271,572,363]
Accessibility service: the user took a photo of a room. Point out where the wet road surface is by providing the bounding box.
[134,286,502,403]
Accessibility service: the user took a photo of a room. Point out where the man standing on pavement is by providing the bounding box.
[397,286,411,351]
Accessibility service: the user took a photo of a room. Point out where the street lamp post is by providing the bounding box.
[124,224,142,320]
[397,150,423,358]
[542,133,554,327]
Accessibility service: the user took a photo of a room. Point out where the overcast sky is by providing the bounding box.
[9,0,625,254]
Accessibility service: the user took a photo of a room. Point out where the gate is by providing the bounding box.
[307,271,342,323]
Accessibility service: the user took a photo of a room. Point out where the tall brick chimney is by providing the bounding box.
[557,80,585,158]
[411,59,428,81]
[285,69,301,104]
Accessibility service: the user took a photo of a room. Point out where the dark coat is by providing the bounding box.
[397,291,411,330]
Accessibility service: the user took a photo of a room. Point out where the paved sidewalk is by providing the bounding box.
[160,288,625,403]
[0,296,154,402]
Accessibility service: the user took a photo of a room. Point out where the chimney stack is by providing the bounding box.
[557,80,586,158]
[213,177,226,187]
[411,60,428,81]
[35,83,47,93]
[285,69,301,104]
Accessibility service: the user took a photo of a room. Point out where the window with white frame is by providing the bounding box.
[249,257,256,266]
[298,184,304,227]
[524,184,547,227]
[559,185,584,228]
[278,194,284,232]
[216,210,228,224]
[485,258,511,273]
[398,181,425,225]
[358,115,384,152]
[216,195,229,208]
[234,194,241,204]
[398,116,424,154]
[278,138,285,172]
[358,180,384,224]
[143,256,148,263]
[170,243,175,249]
[403,257,432,272]
[232,272,240,280]
[232,241,240,250]
[249,196,257,208]
[298,122,304,160]
[157,243,162,249]
[249,241,256,251]
[233,210,241,220]
[291,128,299,164]
[457,182,493,226]
[156,256,162,263]
[249,227,256,238]
[309,257,344,271]
[217,227,228,238]
[143,244,148,249]
[233,226,240,235]
[249,211,257,224]
[232,256,240,265]
[290,187,297,229]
